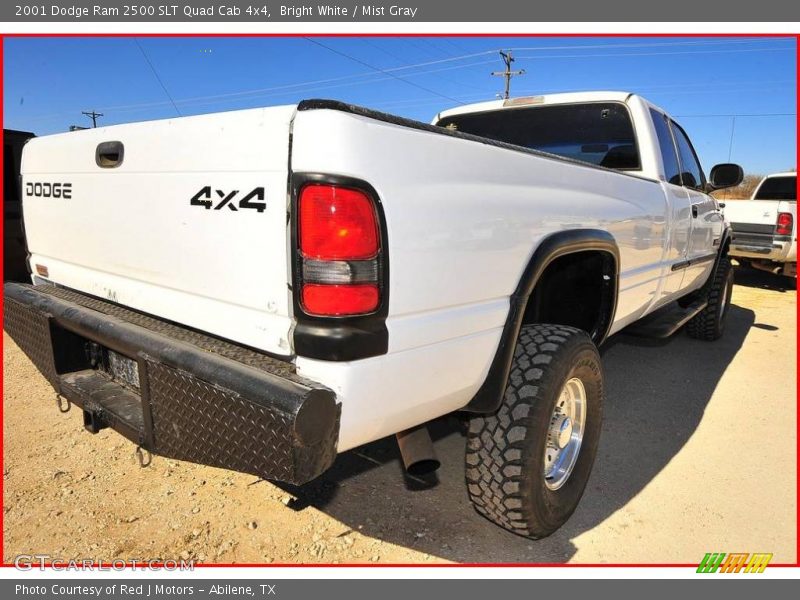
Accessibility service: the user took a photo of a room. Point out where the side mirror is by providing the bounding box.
[708,163,744,191]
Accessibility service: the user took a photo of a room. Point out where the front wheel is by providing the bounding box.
[465,324,603,539]
[686,255,733,341]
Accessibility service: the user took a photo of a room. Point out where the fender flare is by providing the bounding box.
[714,225,733,270]
[464,229,620,414]
[698,224,733,292]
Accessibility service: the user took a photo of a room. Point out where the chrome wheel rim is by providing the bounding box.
[544,377,587,491]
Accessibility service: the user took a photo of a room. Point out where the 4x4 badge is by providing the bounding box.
[190,186,266,212]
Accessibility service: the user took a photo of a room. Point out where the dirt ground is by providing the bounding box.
[2,265,796,565]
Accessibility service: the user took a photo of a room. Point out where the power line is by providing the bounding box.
[111,58,497,115]
[303,37,464,105]
[361,39,487,93]
[26,75,796,126]
[21,57,500,123]
[727,116,737,162]
[135,43,487,108]
[111,42,791,113]
[134,38,182,117]
[507,37,795,52]
[397,39,489,92]
[674,112,795,118]
[20,38,798,123]
[360,38,405,63]
[514,45,794,61]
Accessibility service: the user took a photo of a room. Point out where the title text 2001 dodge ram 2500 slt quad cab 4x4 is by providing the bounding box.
[5,91,744,538]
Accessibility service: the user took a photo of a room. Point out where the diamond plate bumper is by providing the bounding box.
[3,282,339,485]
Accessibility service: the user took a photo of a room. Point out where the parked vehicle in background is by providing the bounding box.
[4,92,743,539]
[725,172,797,278]
[3,129,35,282]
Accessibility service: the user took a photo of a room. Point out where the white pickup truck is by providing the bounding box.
[725,172,797,278]
[5,91,743,539]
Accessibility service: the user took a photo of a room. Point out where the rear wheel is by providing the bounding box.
[686,255,733,341]
[465,324,603,539]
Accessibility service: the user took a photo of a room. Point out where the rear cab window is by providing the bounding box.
[436,102,641,171]
[754,176,797,200]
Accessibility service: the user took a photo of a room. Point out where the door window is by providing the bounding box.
[650,109,681,185]
[670,121,706,191]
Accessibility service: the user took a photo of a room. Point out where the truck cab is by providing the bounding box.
[435,92,737,307]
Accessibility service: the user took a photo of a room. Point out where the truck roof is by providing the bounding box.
[433,91,635,123]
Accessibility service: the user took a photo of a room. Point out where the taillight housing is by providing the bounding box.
[297,183,383,317]
[776,212,793,236]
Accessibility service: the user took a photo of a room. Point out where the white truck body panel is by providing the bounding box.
[20,92,723,452]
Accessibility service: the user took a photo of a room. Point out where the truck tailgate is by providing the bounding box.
[724,199,780,230]
[21,106,297,355]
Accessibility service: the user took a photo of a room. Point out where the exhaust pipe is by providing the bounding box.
[750,261,783,276]
[396,424,440,476]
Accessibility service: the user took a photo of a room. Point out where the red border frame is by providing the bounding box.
[0,31,797,570]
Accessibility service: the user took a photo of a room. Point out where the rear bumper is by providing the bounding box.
[3,283,339,485]
[729,236,790,262]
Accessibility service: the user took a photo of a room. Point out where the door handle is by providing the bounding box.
[691,205,699,218]
[96,141,124,168]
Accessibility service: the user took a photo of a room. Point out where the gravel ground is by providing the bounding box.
[2,265,796,564]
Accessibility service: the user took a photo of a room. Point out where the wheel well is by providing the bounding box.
[522,250,616,343]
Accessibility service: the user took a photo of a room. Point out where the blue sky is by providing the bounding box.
[3,36,796,175]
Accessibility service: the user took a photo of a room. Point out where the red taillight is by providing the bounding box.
[297,183,383,317]
[777,212,793,236]
[301,284,379,316]
[299,184,378,260]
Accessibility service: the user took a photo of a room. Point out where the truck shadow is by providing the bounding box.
[276,302,756,564]
[733,264,796,293]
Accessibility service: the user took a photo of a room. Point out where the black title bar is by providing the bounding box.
[4,1,800,22]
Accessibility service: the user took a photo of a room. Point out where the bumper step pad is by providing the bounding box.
[3,283,339,485]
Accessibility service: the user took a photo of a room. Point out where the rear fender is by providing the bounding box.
[464,229,619,414]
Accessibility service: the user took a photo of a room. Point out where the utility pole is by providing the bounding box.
[491,50,525,100]
[82,110,103,128]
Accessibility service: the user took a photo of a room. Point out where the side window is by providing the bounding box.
[649,109,681,186]
[670,121,706,190]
